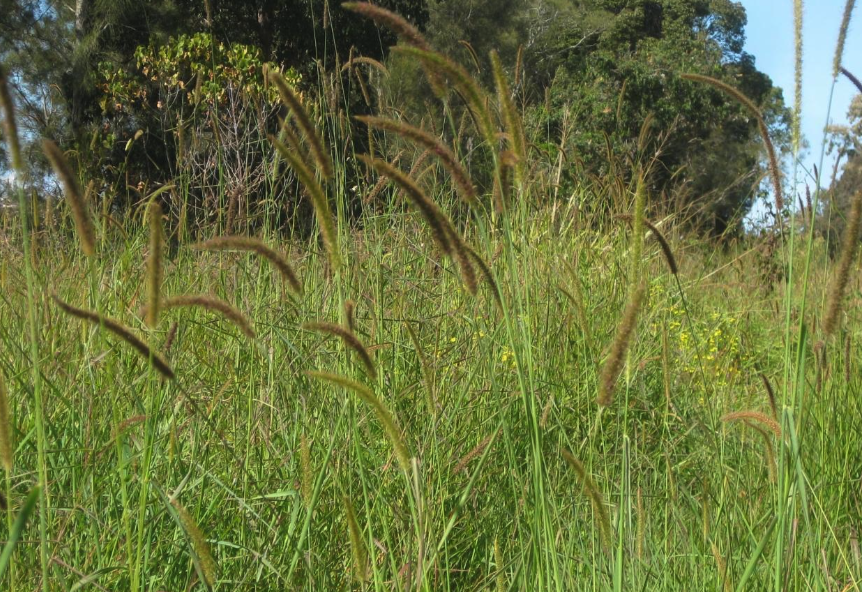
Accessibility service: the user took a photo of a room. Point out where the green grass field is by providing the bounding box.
[1,189,860,590]
[1,4,861,589]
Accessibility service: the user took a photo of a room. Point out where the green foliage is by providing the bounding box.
[98,33,294,119]
[526,0,791,235]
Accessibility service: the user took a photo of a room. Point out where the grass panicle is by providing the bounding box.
[42,139,97,256]
[759,373,778,420]
[494,537,506,592]
[344,300,356,333]
[834,0,857,76]
[360,153,477,293]
[721,410,781,439]
[490,51,526,184]
[631,174,648,286]
[597,284,646,407]
[357,115,478,205]
[341,2,431,51]
[823,189,862,337]
[341,56,389,76]
[192,236,302,294]
[303,322,376,379]
[358,154,454,254]
[146,201,163,328]
[343,495,369,582]
[453,432,496,475]
[710,542,732,592]
[465,245,503,309]
[269,70,332,178]
[52,296,174,379]
[164,321,178,353]
[363,149,404,204]
[793,0,803,155]
[459,40,481,72]
[306,371,411,474]
[161,295,256,340]
[840,67,862,93]
[171,499,217,588]
[561,450,613,551]
[681,73,784,214]
[0,374,12,472]
[642,218,678,275]
[0,65,22,172]
[405,322,436,416]
[270,135,341,270]
[392,46,497,147]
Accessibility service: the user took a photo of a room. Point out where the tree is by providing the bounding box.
[524,0,791,235]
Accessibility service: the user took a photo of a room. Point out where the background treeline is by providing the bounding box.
[1,0,852,237]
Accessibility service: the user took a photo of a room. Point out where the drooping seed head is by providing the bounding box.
[42,139,96,256]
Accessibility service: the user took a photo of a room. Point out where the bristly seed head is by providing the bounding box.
[42,139,97,257]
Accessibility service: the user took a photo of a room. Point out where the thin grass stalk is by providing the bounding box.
[1,66,49,591]
[0,375,12,473]
[52,296,175,379]
[494,537,506,592]
[146,202,163,328]
[300,434,312,508]
[405,322,436,416]
[306,371,411,474]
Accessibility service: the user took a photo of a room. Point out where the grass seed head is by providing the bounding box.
[561,450,612,550]
[52,296,174,379]
[42,139,96,256]
[306,371,411,474]
[721,410,781,438]
[303,322,376,379]
[269,69,332,178]
[161,295,256,340]
[0,65,23,172]
[192,236,302,294]
[171,499,217,588]
[597,284,646,407]
[343,495,369,582]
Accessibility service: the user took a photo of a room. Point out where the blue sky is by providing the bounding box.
[740,0,861,212]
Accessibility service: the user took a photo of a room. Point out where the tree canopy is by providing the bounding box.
[0,0,791,236]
